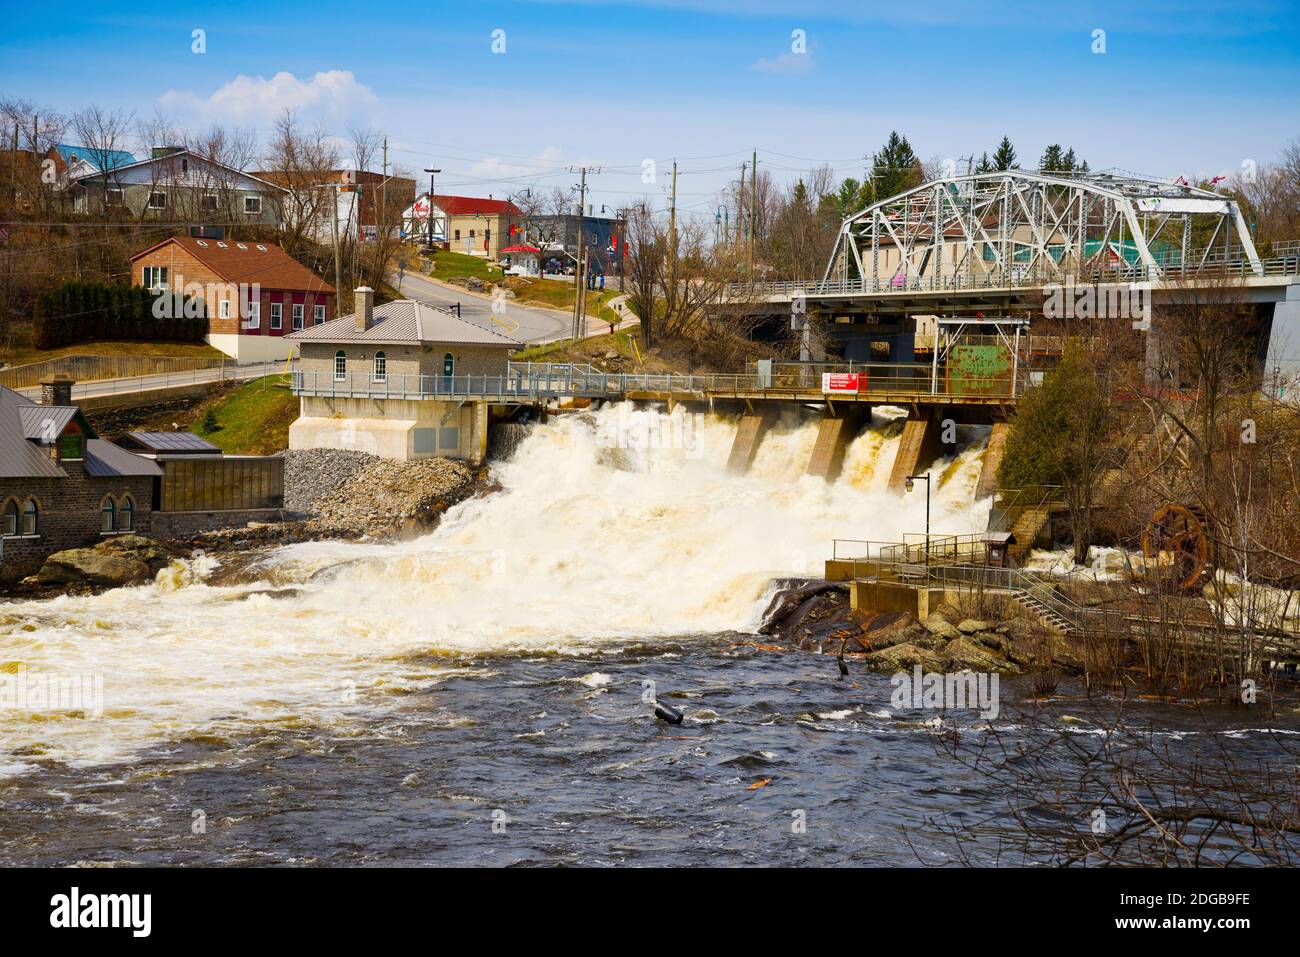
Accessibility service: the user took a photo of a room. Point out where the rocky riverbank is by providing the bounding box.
[181,449,492,553]
[758,579,1081,677]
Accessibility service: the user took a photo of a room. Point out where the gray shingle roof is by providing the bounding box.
[120,431,221,454]
[84,440,163,478]
[0,386,159,479]
[18,405,78,442]
[286,299,521,347]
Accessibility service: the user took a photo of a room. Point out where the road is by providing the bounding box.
[395,271,576,344]
[16,361,284,402]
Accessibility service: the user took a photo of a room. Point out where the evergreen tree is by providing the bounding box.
[867,131,923,203]
[992,136,1018,171]
[975,152,993,174]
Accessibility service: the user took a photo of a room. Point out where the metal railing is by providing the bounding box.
[293,361,1026,402]
[725,243,1300,300]
[17,360,285,400]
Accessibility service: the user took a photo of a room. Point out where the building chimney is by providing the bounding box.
[355,286,375,332]
[41,375,74,407]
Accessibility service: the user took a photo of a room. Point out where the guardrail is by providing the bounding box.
[293,361,1024,402]
[0,354,226,390]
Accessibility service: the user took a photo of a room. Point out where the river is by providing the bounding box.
[1,404,1296,865]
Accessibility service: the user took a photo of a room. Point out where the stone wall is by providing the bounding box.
[151,508,288,539]
[0,464,155,580]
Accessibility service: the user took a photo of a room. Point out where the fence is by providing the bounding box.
[0,354,227,391]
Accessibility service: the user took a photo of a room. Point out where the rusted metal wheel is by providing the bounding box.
[1141,503,1210,591]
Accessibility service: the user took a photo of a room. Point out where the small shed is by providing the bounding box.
[983,531,1015,568]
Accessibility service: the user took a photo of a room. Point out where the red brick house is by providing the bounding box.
[129,236,335,360]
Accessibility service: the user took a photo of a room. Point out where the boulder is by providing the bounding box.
[36,548,151,587]
[96,534,175,573]
[957,618,993,634]
[466,277,485,292]
[864,642,946,673]
[943,637,1021,675]
[923,613,962,640]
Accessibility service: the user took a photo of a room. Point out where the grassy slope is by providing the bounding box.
[191,375,298,455]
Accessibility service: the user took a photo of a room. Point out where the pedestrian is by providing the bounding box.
[598,272,605,291]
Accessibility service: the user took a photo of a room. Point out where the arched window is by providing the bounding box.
[21,499,37,536]
[101,496,116,533]
[119,496,135,532]
[334,350,347,381]
[3,499,17,537]
[373,350,387,382]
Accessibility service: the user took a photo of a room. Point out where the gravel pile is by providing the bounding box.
[281,448,379,513]
[311,456,478,536]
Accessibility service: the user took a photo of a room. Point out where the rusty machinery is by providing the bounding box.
[1141,503,1212,591]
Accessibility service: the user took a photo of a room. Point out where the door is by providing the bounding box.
[443,353,454,392]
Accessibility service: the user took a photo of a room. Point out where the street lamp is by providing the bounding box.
[423,166,441,247]
[904,472,932,566]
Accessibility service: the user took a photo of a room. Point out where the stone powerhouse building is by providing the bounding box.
[0,379,161,580]
[287,287,521,462]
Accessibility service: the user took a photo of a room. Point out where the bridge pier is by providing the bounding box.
[1265,284,1300,395]
[806,406,871,482]
[887,407,951,492]
[974,422,1010,500]
[726,408,777,474]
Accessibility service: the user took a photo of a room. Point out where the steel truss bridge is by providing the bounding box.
[727,170,1300,303]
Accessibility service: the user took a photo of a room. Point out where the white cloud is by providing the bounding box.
[160,71,377,123]
[468,146,566,180]
[752,51,814,74]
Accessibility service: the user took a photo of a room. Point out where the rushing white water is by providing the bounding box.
[0,402,991,774]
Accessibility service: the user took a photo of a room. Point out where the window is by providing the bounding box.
[181,158,189,174]
[21,500,37,536]
[220,300,231,319]
[106,188,124,207]
[201,194,218,212]
[469,229,476,238]
[3,500,17,536]
[292,304,304,330]
[244,300,260,329]
[270,302,282,330]
[334,351,347,381]
[313,304,325,325]
[59,433,84,460]
[142,266,168,292]
[147,191,167,210]
[119,496,134,532]
[244,196,262,215]
[373,351,386,382]
[454,229,461,240]
[101,497,116,533]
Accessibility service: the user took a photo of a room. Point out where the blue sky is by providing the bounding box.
[3,0,1298,220]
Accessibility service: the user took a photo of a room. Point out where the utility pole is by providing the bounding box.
[423,164,441,248]
[669,159,678,245]
[572,166,588,341]
[749,149,757,281]
[380,138,388,244]
[738,161,747,249]
[331,184,342,297]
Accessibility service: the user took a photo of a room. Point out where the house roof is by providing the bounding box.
[432,194,522,217]
[84,439,163,478]
[0,387,158,479]
[286,299,521,347]
[129,236,335,294]
[53,143,135,172]
[70,148,288,192]
[117,431,221,455]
